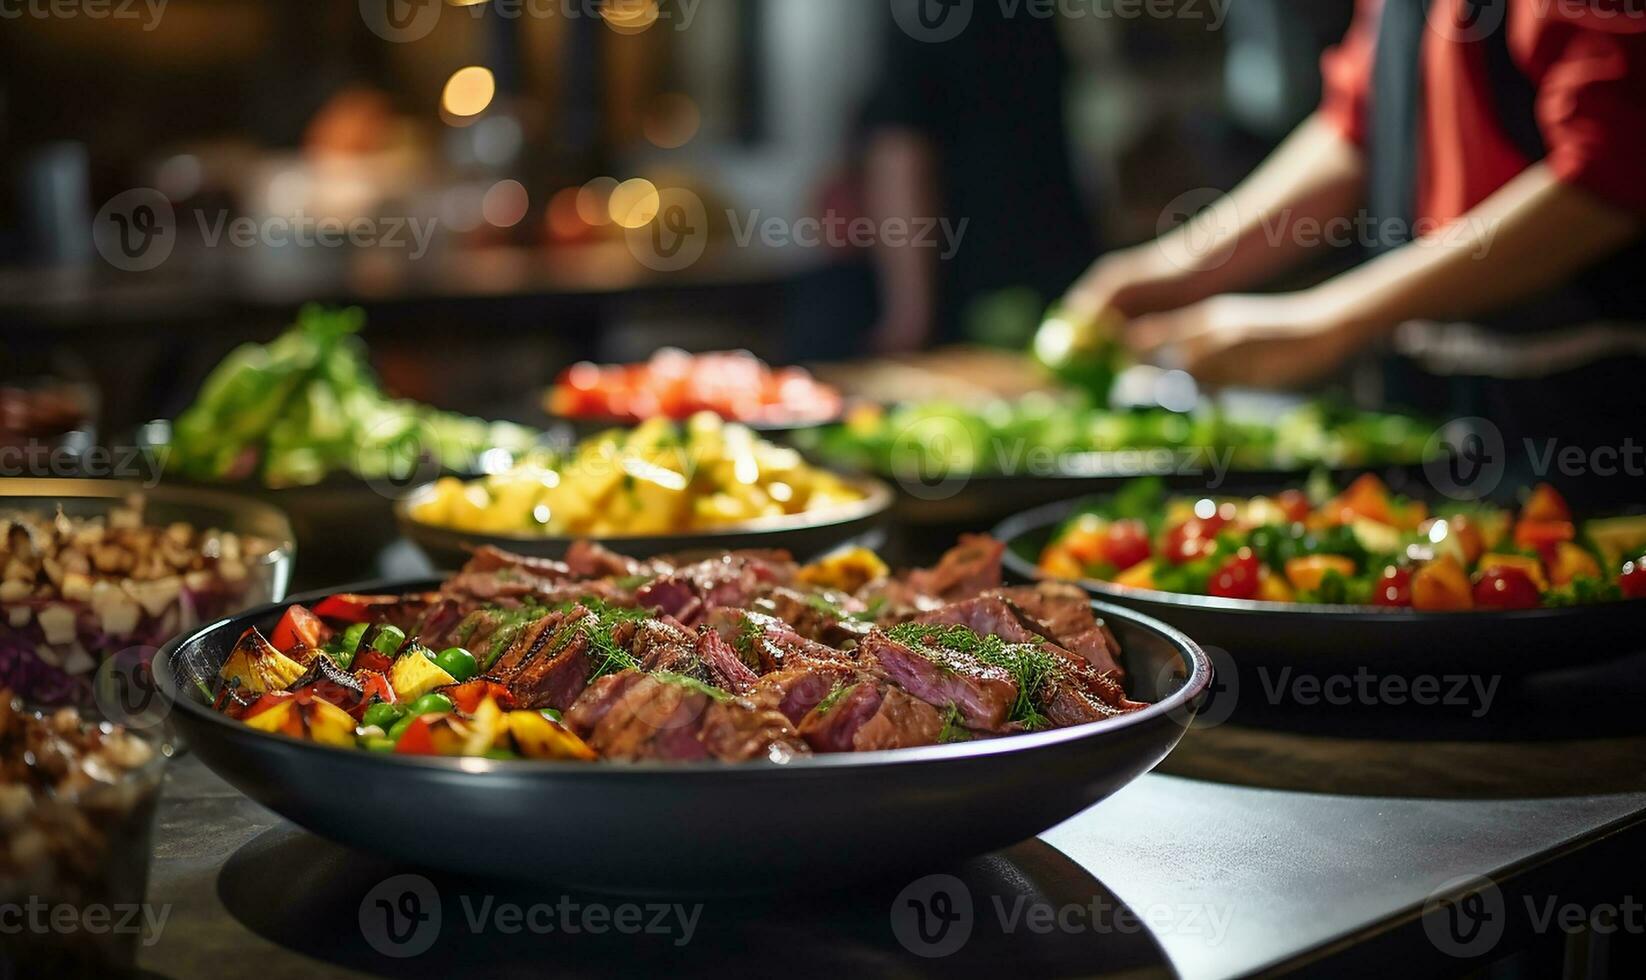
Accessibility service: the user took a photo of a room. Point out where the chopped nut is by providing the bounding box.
[90,583,142,637]
[61,571,94,603]
[6,606,30,628]
[0,579,29,602]
[37,604,79,645]
[123,576,181,618]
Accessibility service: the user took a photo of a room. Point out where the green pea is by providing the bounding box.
[386,714,418,744]
[339,622,370,654]
[540,708,563,723]
[362,736,398,753]
[371,625,407,657]
[434,647,478,683]
[409,693,454,717]
[362,702,404,731]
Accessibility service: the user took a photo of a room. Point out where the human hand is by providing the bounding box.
[1125,292,1364,389]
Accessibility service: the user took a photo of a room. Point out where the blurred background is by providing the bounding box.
[1,0,1356,433]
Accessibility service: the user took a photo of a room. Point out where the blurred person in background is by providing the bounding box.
[860,0,1100,353]
[1064,0,1646,459]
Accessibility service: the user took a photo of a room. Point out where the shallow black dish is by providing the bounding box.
[155,582,1210,894]
[396,474,897,569]
[996,497,1646,677]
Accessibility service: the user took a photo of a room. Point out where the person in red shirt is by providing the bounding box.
[1064,0,1646,447]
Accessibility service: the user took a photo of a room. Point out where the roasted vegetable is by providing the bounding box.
[220,628,307,694]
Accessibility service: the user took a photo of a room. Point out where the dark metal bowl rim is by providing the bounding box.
[995,496,1646,622]
[155,580,1210,777]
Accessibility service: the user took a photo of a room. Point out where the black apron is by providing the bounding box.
[1366,0,1646,496]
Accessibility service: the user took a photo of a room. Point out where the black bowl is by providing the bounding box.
[395,474,897,569]
[154,582,1210,895]
[995,497,1646,677]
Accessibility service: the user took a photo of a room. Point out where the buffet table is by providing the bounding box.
[142,725,1646,979]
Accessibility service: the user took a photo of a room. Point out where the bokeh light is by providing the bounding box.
[608,177,660,229]
[643,93,701,149]
[441,66,496,119]
[482,179,529,228]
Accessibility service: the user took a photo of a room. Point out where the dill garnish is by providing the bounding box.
[652,672,732,702]
[548,599,653,681]
[937,703,971,743]
[886,623,1059,730]
[811,680,849,716]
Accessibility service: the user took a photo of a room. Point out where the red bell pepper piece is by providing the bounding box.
[393,715,439,756]
[312,594,400,624]
[270,605,329,654]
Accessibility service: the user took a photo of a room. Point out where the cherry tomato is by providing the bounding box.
[1275,490,1311,523]
[1102,519,1152,571]
[1163,513,1229,565]
[1621,557,1646,600]
[1373,565,1413,608]
[1521,484,1572,524]
[1472,566,1542,611]
[1208,549,1262,600]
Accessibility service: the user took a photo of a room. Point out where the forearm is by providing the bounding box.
[1145,113,1367,299]
[865,128,941,344]
[1312,163,1643,343]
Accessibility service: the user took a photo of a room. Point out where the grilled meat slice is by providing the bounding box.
[699,697,809,762]
[852,686,946,751]
[564,540,669,581]
[504,630,594,711]
[635,552,798,626]
[695,628,760,694]
[564,672,802,762]
[994,583,1124,679]
[491,608,583,677]
[563,671,648,735]
[705,608,853,674]
[750,662,861,724]
[565,673,713,760]
[797,682,884,753]
[857,630,1017,732]
[753,587,872,646]
[464,546,575,579]
[904,535,1006,601]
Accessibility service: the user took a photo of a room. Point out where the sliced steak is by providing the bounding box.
[750,662,861,724]
[705,608,852,674]
[564,540,668,580]
[504,630,594,711]
[858,630,1017,732]
[569,674,714,761]
[462,546,574,580]
[491,608,583,677]
[904,535,1006,601]
[698,697,809,762]
[995,583,1124,679]
[852,686,946,751]
[796,683,884,753]
[564,671,648,735]
[754,587,872,646]
[694,628,760,694]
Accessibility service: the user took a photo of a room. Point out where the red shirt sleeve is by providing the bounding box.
[1318,0,1384,148]
[1514,3,1646,215]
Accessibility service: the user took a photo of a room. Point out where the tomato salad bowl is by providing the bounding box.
[997,476,1646,676]
[156,537,1210,893]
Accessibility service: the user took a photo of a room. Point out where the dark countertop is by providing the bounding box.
[139,724,1646,979]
